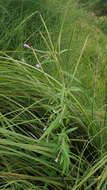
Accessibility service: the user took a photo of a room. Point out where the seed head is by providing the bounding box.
[55,157,58,163]
[24,43,30,49]
[43,127,46,131]
[36,64,40,69]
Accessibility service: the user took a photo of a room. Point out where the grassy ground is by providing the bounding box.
[0,0,107,189]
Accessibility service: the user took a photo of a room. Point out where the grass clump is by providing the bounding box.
[0,0,107,189]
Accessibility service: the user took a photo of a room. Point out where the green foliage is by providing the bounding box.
[78,0,107,16]
[0,0,107,189]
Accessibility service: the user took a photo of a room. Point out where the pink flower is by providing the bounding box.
[24,43,30,49]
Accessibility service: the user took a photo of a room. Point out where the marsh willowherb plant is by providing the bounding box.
[0,0,106,189]
[24,43,41,69]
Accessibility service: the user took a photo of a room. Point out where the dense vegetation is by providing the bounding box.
[0,0,107,189]
[79,0,107,15]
